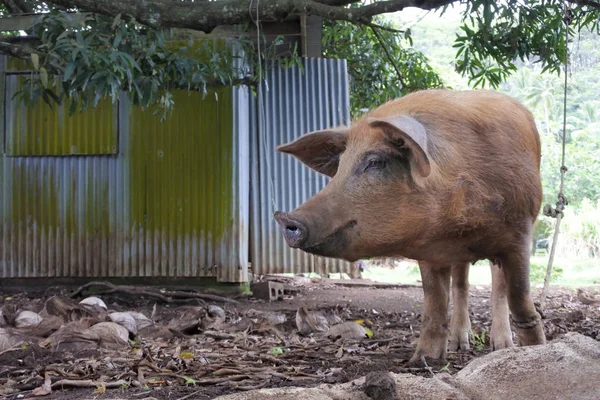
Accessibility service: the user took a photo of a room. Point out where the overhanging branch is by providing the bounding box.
[0,40,36,59]
[47,0,458,33]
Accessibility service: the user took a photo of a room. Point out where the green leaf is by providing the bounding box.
[271,347,283,356]
[40,67,49,88]
[112,13,122,30]
[63,63,75,81]
[113,33,122,48]
[31,53,40,70]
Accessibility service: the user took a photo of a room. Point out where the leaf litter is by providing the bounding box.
[0,282,598,399]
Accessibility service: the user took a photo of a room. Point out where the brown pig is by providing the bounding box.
[274,89,545,363]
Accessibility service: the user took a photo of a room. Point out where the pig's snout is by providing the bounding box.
[274,211,308,248]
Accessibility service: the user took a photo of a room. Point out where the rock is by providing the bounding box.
[14,310,43,328]
[108,312,138,335]
[451,332,600,400]
[208,305,226,319]
[565,310,584,322]
[125,311,154,330]
[79,296,108,310]
[363,372,398,400]
[214,333,600,400]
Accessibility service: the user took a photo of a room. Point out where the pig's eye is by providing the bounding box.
[365,158,386,171]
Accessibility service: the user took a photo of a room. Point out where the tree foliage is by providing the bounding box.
[0,0,599,114]
[322,16,443,116]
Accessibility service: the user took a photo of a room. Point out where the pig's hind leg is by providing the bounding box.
[448,262,471,352]
[489,260,514,350]
[499,231,546,347]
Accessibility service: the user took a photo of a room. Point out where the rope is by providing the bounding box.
[539,1,571,310]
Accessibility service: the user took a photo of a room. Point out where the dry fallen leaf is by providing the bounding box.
[296,306,330,335]
[32,373,52,396]
[40,319,100,351]
[89,322,130,349]
[44,296,99,322]
[326,321,368,340]
[92,382,106,395]
[0,327,25,352]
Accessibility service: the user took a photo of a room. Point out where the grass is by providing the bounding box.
[358,256,600,288]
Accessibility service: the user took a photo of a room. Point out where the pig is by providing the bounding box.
[274,89,545,363]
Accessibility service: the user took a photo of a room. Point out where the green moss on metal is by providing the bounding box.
[128,86,234,241]
[10,163,59,231]
[8,161,112,238]
[6,75,118,156]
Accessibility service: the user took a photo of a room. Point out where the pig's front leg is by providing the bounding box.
[490,261,514,350]
[449,262,471,351]
[409,262,451,364]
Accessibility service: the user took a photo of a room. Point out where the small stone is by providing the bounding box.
[208,305,226,319]
[566,310,584,323]
[364,371,398,400]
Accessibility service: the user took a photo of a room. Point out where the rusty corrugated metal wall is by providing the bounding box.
[0,52,352,281]
[249,58,355,277]
[0,48,249,281]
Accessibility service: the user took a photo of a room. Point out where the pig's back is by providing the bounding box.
[377,89,540,166]
[376,89,543,222]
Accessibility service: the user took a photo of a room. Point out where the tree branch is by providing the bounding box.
[0,0,36,14]
[368,25,407,89]
[567,0,600,10]
[47,0,458,33]
[0,41,36,59]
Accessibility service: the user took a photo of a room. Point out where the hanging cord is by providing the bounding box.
[539,1,571,310]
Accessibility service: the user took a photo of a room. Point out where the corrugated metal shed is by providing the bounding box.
[0,50,250,281]
[249,58,355,277]
[0,51,353,282]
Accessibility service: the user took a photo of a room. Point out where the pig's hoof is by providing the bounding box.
[512,315,546,346]
[491,335,514,350]
[448,329,470,352]
[408,344,447,366]
[516,325,546,346]
[491,321,514,350]
[448,337,470,352]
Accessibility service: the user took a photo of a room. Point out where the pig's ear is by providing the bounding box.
[276,129,348,177]
[368,116,431,178]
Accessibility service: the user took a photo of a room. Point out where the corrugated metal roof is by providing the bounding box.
[249,58,355,277]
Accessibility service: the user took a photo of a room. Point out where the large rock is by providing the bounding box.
[215,333,600,400]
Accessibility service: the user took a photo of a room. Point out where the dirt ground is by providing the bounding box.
[0,277,599,400]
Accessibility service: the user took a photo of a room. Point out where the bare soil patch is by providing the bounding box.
[0,278,598,400]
